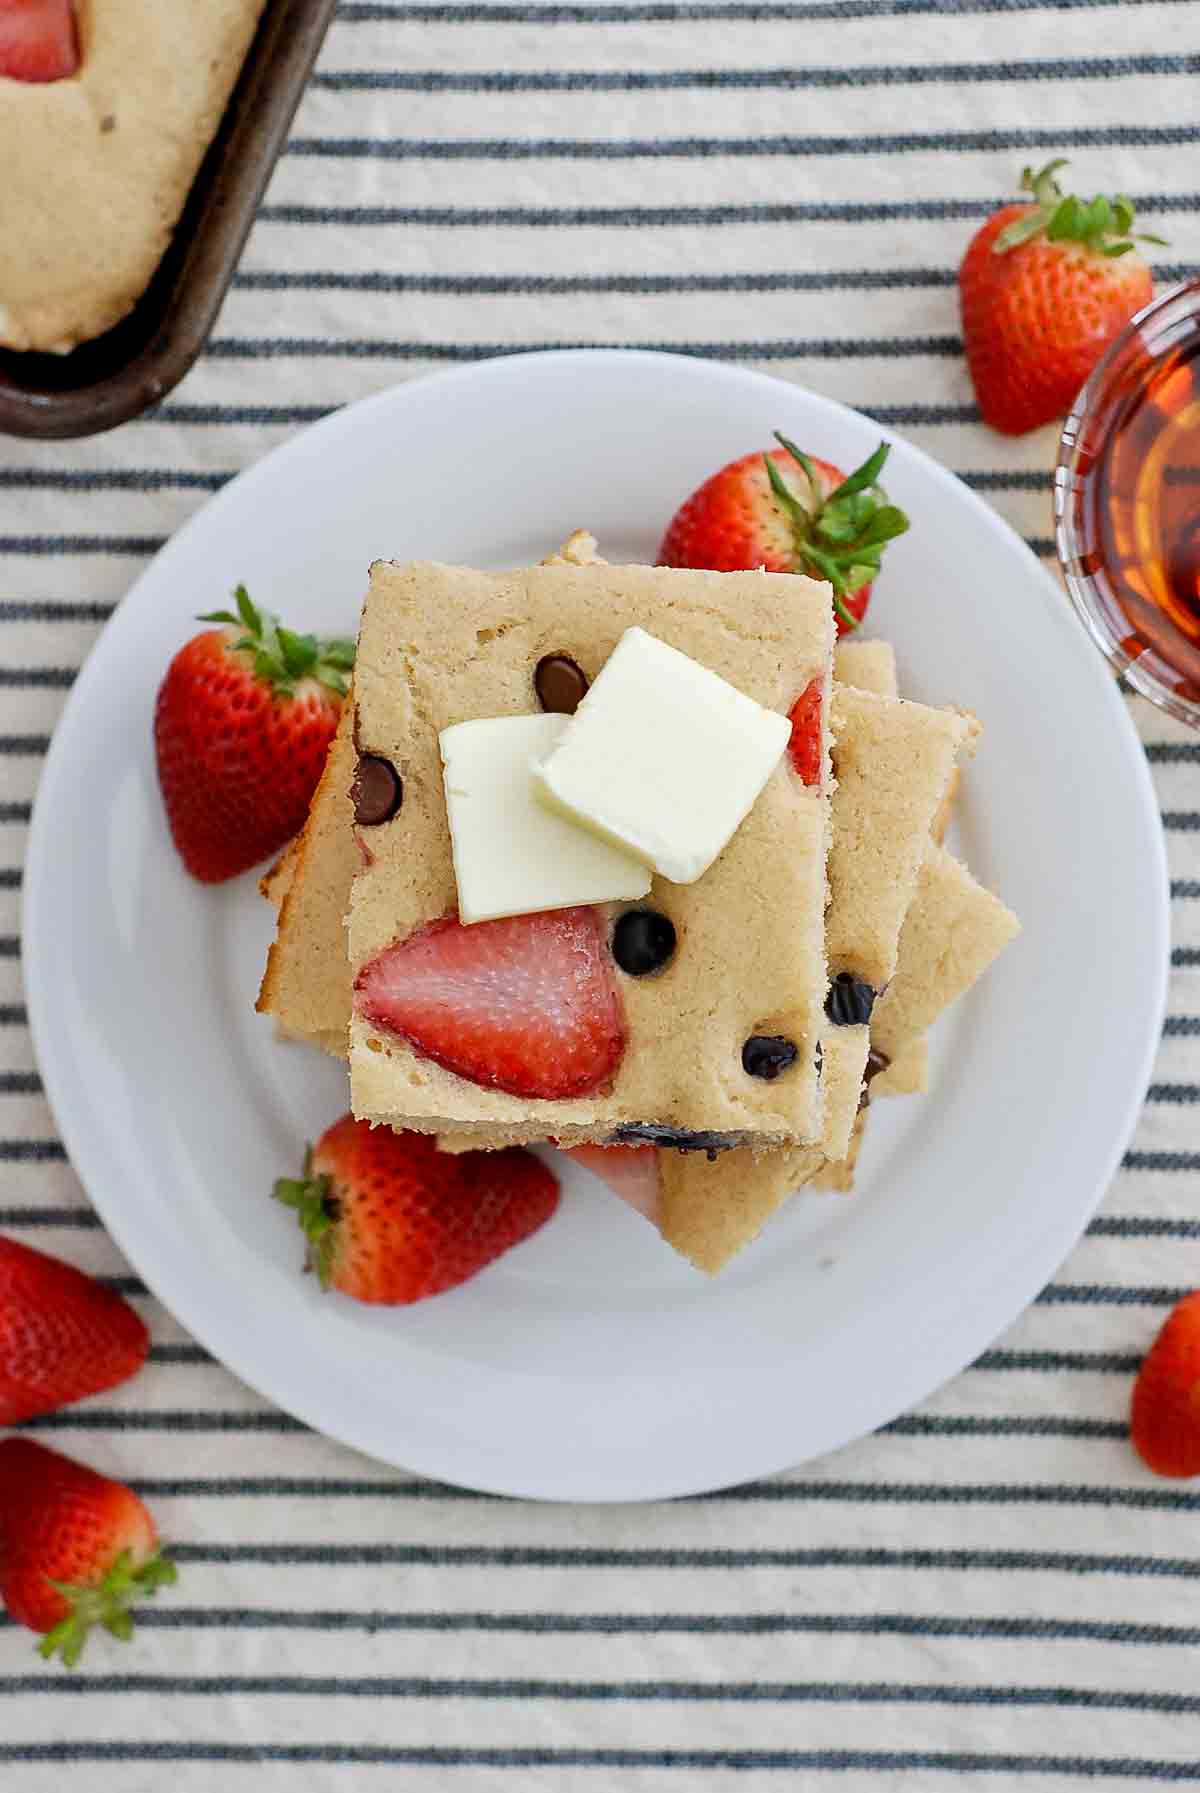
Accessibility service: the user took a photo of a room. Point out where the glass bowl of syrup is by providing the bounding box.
[1056,278,1200,726]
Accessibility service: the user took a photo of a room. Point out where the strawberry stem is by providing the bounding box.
[198,586,356,699]
[763,435,909,630]
[273,1153,338,1287]
[993,161,1167,256]
[38,1549,177,1668]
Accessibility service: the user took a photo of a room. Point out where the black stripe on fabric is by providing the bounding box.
[1089,1215,1200,1239]
[99,1276,147,1297]
[0,469,227,495]
[1,1673,1198,1714]
[0,1205,92,1227]
[111,1476,1200,1511]
[1147,1082,1200,1102]
[0,600,113,623]
[17,1410,310,1435]
[0,737,50,757]
[0,1141,65,1162]
[255,191,1196,229]
[150,402,334,427]
[1147,743,1200,764]
[5,1742,1200,1773]
[881,1415,1126,1440]
[0,1070,38,1091]
[3,1613,1199,1651]
[337,0,1200,18]
[22,1407,1126,1441]
[0,803,31,824]
[1037,1284,1186,1307]
[285,124,1200,161]
[1163,1015,1200,1035]
[0,536,163,558]
[1124,1150,1200,1170]
[163,1542,1200,1578]
[0,668,73,689]
[1163,812,1200,830]
[1171,880,1200,898]
[235,267,963,295]
[311,54,1200,94]
[973,1349,1141,1374]
[145,397,980,429]
[149,1344,212,1366]
[235,265,1195,298]
[204,334,964,362]
[0,869,22,889]
[1171,948,1200,966]
[0,1006,28,1027]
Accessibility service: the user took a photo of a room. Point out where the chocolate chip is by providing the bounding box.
[741,1035,799,1080]
[612,909,676,977]
[858,1047,891,1111]
[100,114,116,134]
[610,1124,741,1161]
[352,754,402,826]
[824,972,877,1028]
[535,653,589,715]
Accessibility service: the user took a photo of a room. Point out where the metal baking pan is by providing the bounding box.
[0,0,336,440]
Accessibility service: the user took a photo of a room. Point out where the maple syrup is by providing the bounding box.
[1059,284,1200,713]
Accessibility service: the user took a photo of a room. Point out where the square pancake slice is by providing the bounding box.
[346,558,835,1151]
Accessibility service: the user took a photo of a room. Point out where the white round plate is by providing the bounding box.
[25,350,1167,1502]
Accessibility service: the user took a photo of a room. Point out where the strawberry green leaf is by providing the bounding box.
[37,1549,177,1668]
[234,584,261,636]
[276,627,319,680]
[273,1167,338,1288]
[764,453,811,530]
[992,209,1047,253]
[773,434,823,513]
[994,161,1167,258]
[859,504,910,546]
[197,609,241,626]
[321,640,357,670]
[825,441,891,505]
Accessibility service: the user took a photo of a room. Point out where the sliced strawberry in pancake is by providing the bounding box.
[0,0,79,83]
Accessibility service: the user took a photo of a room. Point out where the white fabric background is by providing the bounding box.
[2,1,1200,1785]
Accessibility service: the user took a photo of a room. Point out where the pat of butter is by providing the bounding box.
[533,626,791,885]
[440,713,651,924]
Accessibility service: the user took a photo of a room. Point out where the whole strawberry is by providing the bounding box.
[0,1237,149,1424]
[0,1439,176,1665]
[274,1115,560,1304]
[959,161,1165,436]
[1130,1290,1200,1478]
[658,435,909,635]
[154,585,355,883]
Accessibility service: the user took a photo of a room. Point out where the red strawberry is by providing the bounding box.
[658,436,908,636]
[787,676,824,787]
[354,908,626,1100]
[1130,1291,1200,1478]
[0,0,78,83]
[0,1238,148,1424]
[959,161,1163,436]
[0,1439,176,1665]
[154,584,354,884]
[273,1115,560,1304]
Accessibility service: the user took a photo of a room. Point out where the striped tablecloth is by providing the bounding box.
[4,3,1200,1785]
